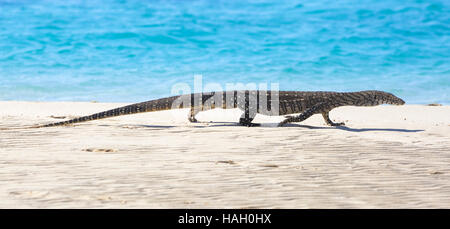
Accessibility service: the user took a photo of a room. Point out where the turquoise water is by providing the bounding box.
[0,0,449,104]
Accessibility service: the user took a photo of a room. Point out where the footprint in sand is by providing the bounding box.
[260,164,279,168]
[83,148,117,153]
[216,160,236,165]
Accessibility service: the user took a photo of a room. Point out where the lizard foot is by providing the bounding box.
[328,122,345,126]
[279,116,298,127]
[241,123,261,127]
[239,118,260,127]
[277,120,288,127]
[241,122,261,127]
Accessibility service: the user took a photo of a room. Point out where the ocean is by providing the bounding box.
[0,0,449,104]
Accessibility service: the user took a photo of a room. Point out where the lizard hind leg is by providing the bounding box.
[238,105,260,127]
[237,90,260,127]
[239,113,259,127]
[278,102,332,127]
[322,111,345,126]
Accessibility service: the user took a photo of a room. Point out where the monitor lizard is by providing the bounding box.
[23,90,404,128]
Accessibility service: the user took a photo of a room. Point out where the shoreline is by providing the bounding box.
[1,101,449,208]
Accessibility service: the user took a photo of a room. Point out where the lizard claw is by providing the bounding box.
[329,122,345,126]
[239,122,260,127]
[278,121,287,127]
[188,117,198,123]
[238,118,260,127]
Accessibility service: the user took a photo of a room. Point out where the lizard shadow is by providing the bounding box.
[202,122,424,133]
[280,124,424,133]
[109,124,176,129]
[192,121,239,128]
[109,122,424,133]
[135,124,177,129]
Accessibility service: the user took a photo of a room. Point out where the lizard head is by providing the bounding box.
[365,90,405,106]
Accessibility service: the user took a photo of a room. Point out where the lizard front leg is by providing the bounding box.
[322,111,345,126]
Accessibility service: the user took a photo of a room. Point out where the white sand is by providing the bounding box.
[0,101,449,208]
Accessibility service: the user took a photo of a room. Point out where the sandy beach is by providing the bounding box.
[0,101,449,208]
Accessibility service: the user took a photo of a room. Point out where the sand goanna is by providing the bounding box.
[24,90,404,128]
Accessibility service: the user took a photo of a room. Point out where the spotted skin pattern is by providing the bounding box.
[277,90,405,126]
[32,90,405,128]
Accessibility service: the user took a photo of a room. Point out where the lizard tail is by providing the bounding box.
[0,103,144,130]
[31,96,180,128]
